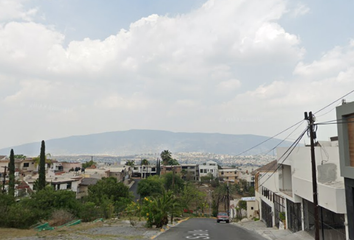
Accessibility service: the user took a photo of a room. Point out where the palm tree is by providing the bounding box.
[141,159,149,165]
[160,150,172,165]
[150,191,181,227]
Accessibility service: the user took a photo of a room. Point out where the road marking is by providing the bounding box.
[186,230,210,239]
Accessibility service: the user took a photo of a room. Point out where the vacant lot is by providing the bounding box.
[0,219,160,240]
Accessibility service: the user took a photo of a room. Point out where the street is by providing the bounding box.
[155,218,267,240]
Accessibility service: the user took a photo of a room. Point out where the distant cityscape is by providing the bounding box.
[54,152,276,167]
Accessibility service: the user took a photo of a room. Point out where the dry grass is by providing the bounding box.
[0,221,104,239]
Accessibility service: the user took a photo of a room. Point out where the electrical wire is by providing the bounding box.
[314,89,354,115]
[259,121,306,156]
[258,127,308,187]
[234,89,354,156]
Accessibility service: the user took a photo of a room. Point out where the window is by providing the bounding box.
[23,163,29,167]
[67,182,72,189]
[151,168,156,171]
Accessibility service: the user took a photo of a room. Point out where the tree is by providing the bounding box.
[13,154,26,159]
[82,160,97,169]
[168,158,179,165]
[137,175,164,198]
[163,172,184,194]
[38,140,46,191]
[142,190,181,228]
[33,153,52,168]
[88,177,131,204]
[160,150,180,165]
[156,159,161,176]
[125,160,135,167]
[8,149,15,197]
[141,159,149,165]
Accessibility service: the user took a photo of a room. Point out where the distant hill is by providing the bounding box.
[0,129,292,156]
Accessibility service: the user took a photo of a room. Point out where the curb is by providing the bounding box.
[150,218,190,239]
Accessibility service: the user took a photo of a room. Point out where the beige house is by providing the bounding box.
[219,167,239,183]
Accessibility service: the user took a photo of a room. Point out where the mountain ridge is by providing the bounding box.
[0,129,291,156]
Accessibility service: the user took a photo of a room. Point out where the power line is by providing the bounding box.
[258,127,308,187]
[234,120,304,156]
[234,89,354,156]
[314,89,354,115]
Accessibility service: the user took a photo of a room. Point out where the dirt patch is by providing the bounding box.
[0,220,160,240]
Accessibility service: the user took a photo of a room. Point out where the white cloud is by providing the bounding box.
[2,0,350,149]
[0,0,37,21]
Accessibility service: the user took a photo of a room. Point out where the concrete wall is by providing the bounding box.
[277,144,345,213]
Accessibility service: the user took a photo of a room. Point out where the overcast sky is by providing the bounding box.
[1,0,354,150]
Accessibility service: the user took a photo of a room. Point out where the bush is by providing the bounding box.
[79,202,103,222]
[6,203,41,228]
[48,209,74,226]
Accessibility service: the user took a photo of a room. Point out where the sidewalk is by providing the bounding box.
[233,220,313,240]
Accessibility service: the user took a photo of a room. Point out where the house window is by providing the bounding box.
[151,168,156,171]
[23,163,29,167]
[67,182,72,189]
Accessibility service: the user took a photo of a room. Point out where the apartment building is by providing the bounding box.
[219,167,239,183]
[337,100,354,240]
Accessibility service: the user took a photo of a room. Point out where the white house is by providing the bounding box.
[199,160,218,180]
[255,139,347,240]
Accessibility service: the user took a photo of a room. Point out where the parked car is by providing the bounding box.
[217,212,229,223]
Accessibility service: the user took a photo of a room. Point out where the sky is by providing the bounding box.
[1,0,354,150]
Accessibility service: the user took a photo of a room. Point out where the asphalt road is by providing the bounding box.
[129,178,141,202]
[155,218,267,240]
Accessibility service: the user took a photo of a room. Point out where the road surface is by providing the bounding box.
[155,218,266,240]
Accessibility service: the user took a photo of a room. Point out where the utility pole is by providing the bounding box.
[305,111,320,240]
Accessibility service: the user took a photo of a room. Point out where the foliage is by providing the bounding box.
[88,177,131,204]
[156,159,161,176]
[238,200,247,210]
[160,150,172,165]
[8,149,15,197]
[160,150,180,165]
[82,160,97,169]
[137,175,164,198]
[180,183,205,211]
[141,159,149,165]
[125,160,135,167]
[13,154,26,159]
[279,211,286,221]
[211,200,218,217]
[200,172,214,183]
[78,201,102,222]
[163,172,184,194]
[5,202,41,228]
[29,186,81,218]
[48,209,74,226]
[38,140,46,191]
[141,191,181,228]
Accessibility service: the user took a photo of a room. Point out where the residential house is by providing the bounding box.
[181,164,199,181]
[199,161,218,180]
[161,165,182,175]
[132,165,157,178]
[337,100,354,240]
[219,167,239,183]
[255,140,347,240]
[239,167,255,187]
[76,177,99,199]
